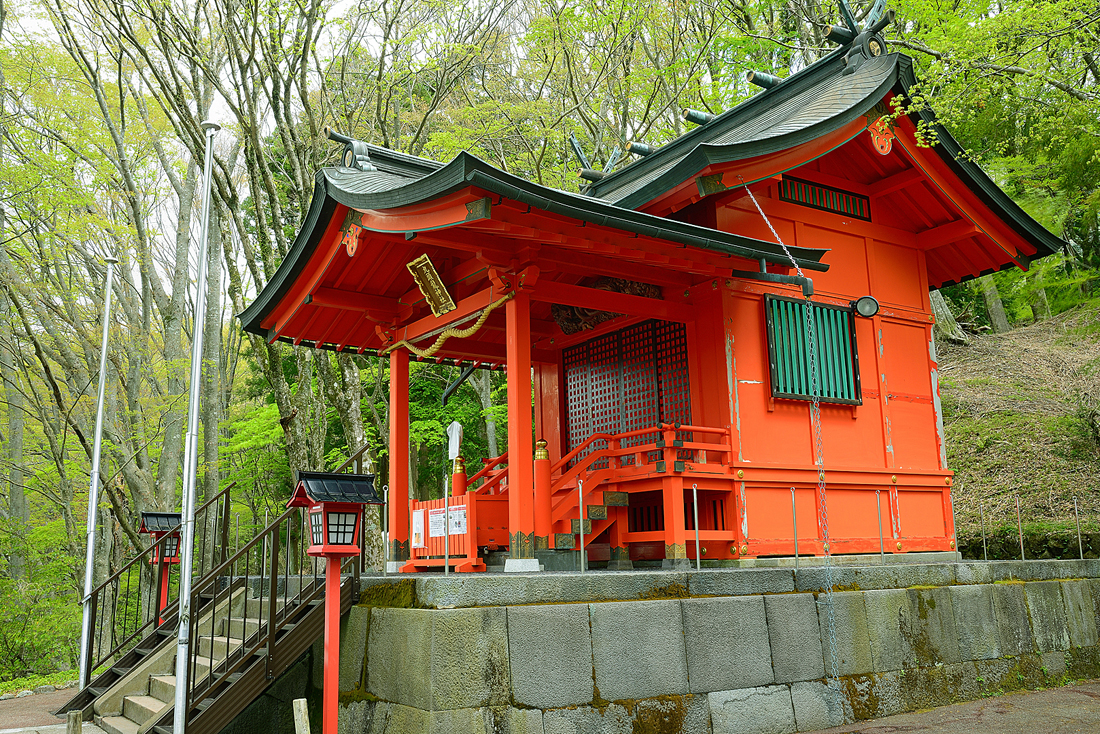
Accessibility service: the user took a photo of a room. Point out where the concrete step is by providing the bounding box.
[245,597,288,617]
[223,616,261,639]
[122,694,166,723]
[149,675,176,703]
[197,635,242,659]
[99,715,140,734]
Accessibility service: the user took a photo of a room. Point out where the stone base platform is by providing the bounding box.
[334,559,1100,734]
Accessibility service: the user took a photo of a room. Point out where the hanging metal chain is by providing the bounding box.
[741,178,842,697]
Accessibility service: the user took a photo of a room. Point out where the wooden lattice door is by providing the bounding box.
[562,320,691,465]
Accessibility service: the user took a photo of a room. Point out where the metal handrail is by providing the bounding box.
[79,483,236,683]
[181,505,358,728]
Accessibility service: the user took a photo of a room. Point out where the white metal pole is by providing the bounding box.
[77,255,117,690]
[577,479,585,573]
[174,120,220,734]
[791,488,799,575]
[443,474,449,576]
[692,483,700,571]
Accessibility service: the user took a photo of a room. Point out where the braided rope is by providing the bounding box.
[383,291,515,358]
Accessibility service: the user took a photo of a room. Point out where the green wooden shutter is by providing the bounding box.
[764,295,862,405]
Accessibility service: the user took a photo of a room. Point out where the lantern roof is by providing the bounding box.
[289,471,383,508]
[139,512,182,534]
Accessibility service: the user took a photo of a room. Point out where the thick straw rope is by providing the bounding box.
[382,291,515,358]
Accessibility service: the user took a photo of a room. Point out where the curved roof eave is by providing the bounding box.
[895,64,1064,260]
[239,153,834,336]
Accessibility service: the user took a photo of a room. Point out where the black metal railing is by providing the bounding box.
[80,483,235,684]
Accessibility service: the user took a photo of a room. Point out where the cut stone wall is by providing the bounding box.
[337,560,1100,734]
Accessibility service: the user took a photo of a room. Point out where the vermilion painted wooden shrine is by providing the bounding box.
[240,46,1064,572]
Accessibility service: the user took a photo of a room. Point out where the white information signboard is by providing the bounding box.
[428,506,467,536]
[448,506,467,535]
[412,509,425,548]
[428,508,446,538]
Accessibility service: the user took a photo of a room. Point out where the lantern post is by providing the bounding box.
[139,512,182,625]
[287,471,382,734]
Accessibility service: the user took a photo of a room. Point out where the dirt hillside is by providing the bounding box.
[939,304,1100,542]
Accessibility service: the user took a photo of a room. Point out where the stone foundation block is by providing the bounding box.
[632,695,711,734]
[902,587,960,666]
[765,594,824,682]
[1024,581,1070,652]
[340,606,370,691]
[861,589,908,672]
[992,582,1033,656]
[709,685,795,734]
[429,707,486,733]
[481,707,545,734]
[1061,580,1098,648]
[543,703,632,734]
[790,681,846,730]
[955,562,995,585]
[430,606,511,710]
[817,591,874,676]
[845,671,904,720]
[507,604,593,708]
[689,569,793,597]
[682,596,773,692]
[949,585,1000,660]
[590,599,688,701]
[367,608,431,709]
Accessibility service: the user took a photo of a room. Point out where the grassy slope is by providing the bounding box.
[939,303,1100,550]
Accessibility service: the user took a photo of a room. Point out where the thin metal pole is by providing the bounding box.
[979,501,988,562]
[876,489,885,566]
[791,488,799,575]
[174,120,220,734]
[692,483,701,572]
[948,490,959,562]
[1016,496,1025,561]
[1075,496,1083,560]
[235,515,240,557]
[443,474,449,576]
[577,479,585,573]
[78,255,117,690]
[382,485,389,577]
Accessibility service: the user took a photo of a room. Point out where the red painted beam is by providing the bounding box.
[307,287,400,317]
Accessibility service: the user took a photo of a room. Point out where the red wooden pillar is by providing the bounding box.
[389,348,410,564]
[662,474,689,568]
[505,290,538,571]
[533,440,552,551]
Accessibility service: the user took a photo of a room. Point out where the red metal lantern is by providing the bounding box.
[286,470,382,734]
[138,512,182,624]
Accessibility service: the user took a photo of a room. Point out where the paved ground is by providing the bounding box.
[804,679,1100,734]
[0,689,77,731]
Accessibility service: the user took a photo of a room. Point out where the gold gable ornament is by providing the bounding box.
[406,254,457,317]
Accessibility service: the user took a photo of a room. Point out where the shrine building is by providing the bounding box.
[240,42,1064,572]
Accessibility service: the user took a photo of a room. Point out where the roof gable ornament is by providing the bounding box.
[827,0,895,75]
[325,127,378,172]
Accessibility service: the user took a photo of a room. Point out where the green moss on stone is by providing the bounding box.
[637,582,689,600]
[358,579,423,609]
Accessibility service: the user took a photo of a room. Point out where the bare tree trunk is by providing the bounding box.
[978,275,1011,333]
[202,206,223,503]
[930,290,968,344]
[0,290,26,579]
[476,370,499,458]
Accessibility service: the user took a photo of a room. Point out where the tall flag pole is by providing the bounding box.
[174,120,221,733]
[77,255,118,690]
